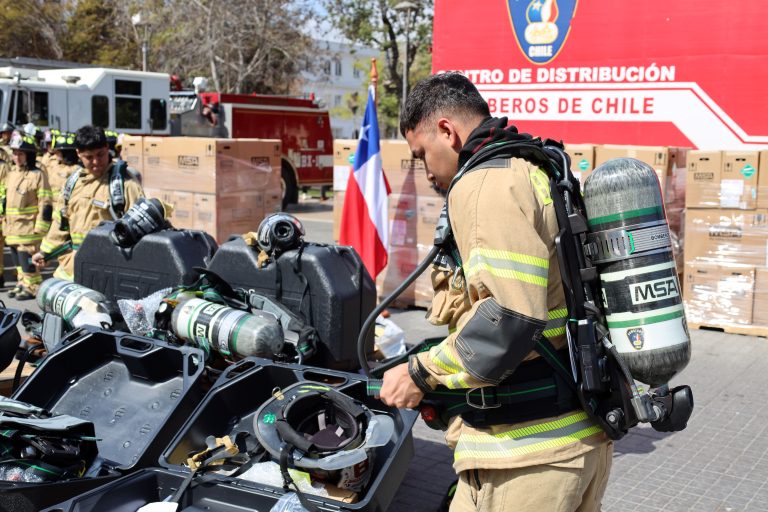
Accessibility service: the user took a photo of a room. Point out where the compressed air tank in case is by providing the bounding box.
[583,158,690,387]
[37,278,113,328]
[171,297,284,359]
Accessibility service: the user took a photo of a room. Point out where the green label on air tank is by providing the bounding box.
[579,159,589,170]
[741,164,756,178]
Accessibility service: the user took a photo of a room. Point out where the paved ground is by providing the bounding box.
[2,197,767,511]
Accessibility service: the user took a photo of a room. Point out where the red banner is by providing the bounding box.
[433,1,768,149]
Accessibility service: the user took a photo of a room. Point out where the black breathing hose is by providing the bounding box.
[357,245,441,377]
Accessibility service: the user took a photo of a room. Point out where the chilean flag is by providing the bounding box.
[339,85,390,278]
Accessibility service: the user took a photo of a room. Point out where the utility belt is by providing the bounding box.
[369,344,579,430]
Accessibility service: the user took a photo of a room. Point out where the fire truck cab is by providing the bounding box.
[170,90,333,208]
[0,66,170,134]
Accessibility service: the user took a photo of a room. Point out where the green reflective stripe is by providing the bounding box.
[446,372,471,389]
[6,206,39,215]
[5,234,43,244]
[35,221,51,231]
[607,308,685,328]
[466,248,549,287]
[53,266,73,280]
[543,307,568,337]
[454,412,601,461]
[42,240,71,256]
[431,345,462,374]
[37,189,53,198]
[587,206,664,228]
[71,233,86,244]
[52,210,62,221]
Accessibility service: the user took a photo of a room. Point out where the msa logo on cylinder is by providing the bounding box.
[630,277,679,305]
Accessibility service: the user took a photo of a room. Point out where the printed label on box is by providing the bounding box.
[720,179,744,208]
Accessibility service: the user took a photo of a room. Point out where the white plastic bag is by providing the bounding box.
[118,287,172,336]
[374,315,406,358]
[270,492,311,512]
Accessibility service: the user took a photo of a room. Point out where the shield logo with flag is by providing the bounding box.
[507,0,578,65]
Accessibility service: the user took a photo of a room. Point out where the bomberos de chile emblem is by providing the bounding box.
[626,328,645,351]
[507,0,578,64]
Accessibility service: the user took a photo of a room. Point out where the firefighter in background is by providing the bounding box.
[1,132,53,300]
[32,126,144,280]
[47,131,79,201]
[380,73,612,511]
[39,128,60,175]
[0,123,14,163]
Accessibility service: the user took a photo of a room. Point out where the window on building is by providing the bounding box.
[353,66,361,79]
[92,95,109,127]
[333,58,342,76]
[322,61,331,75]
[334,95,342,107]
[115,79,142,129]
[150,99,167,130]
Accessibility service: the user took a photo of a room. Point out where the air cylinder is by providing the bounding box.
[583,158,690,387]
[37,279,113,328]
[171,297,284,359]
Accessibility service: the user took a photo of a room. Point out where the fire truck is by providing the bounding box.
[0,65,333,207]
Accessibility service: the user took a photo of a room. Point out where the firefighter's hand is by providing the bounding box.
[379,363,424,409]
[32,252,46,269]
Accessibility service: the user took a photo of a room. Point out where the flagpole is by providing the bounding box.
[370,58,378,106]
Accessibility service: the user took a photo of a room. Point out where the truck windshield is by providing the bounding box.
[9,89,49,126]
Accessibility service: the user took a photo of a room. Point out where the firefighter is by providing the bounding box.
[379,73,612,511]
[1,132,53,299]
[32,126,144,281]
[39,128,60,175]
[47,131,79,201]
[0,122,14,163]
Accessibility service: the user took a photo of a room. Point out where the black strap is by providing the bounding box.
[279,443,319,512]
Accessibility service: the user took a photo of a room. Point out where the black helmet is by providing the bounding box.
[252,382,393,491]
[256,213,305,256]
[52,131,77,151]
[9,132,37,153]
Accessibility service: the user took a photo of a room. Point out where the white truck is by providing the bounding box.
[0,66,171,134]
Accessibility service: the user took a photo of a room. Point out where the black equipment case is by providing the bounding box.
[207,238,376,370]
[0,327,206,512]
[75,223,218,302]
[46,359,419,512]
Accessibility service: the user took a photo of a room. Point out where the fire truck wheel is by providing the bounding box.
[281,163,298,209]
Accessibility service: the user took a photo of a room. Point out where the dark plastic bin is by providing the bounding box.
[47,358,418,512]
[75,223,218,302]
[0,327,206,512]
[206,238,376,370]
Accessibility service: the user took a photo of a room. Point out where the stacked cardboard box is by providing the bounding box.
[333,139,443,307]
[138,137,282,243]
[683,150,768,329]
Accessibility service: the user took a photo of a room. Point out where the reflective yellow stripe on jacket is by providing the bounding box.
[5,206,39,216]
[543,307,568,338]
[454,411,603,463]
[465,248,549,287]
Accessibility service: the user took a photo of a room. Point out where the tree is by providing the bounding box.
[0,0,68,61]
[152,0,314,94]
[62,0,140,68]
[320,0,433,136]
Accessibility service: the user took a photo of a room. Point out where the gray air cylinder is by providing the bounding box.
[583,158,690,387]
[37,278,113,328]
[171,297,285,359]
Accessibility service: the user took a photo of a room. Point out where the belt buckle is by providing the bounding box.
[466,387,501,410]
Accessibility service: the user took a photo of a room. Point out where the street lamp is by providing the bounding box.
[394,1,418,116]
[131,13,151,72]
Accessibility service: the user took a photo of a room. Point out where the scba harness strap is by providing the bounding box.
[61,160,132,225]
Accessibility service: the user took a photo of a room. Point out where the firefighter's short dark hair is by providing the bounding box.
[75,125,108,151]
[399,72,490,136]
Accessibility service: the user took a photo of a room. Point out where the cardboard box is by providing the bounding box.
[417,195,443,247]
[565,144,595,184]
[721,151,759,209]
[683,263,755,325]
[685,151,722,208]
[333,191,345,242]
[684,209,768,267]
[753,268,768,326]
[388,194,418,247]
[333,139,356,191]
[376,244,434,307]
[143,137,280,195]
[120,135,143,173]
[758,150,768,209]
[595,145,669,193]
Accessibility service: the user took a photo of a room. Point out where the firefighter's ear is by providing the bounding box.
[436,118,462,152]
